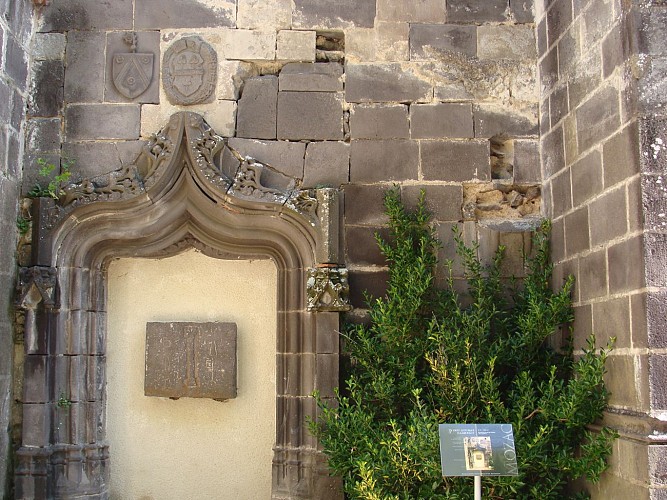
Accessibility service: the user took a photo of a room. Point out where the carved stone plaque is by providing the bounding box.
[113,52,154,99]
[145,322,237,400]
[162,36,217,105]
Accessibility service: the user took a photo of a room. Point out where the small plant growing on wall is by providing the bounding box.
[28,158,72,200]
[310,188,616,499]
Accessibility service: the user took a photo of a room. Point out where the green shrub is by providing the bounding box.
[310,188,616,499]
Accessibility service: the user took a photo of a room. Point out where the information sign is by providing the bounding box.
[439,424,518,477]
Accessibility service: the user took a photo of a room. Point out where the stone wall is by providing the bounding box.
[0,0,32,495]
[537,0,667,497]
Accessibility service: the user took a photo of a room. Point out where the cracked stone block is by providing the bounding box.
[62,142,123,179]
[279,62,343,92]
[228,138,305,179]
[104,31,160,104]
[135,0,235,29]
[346,63,432,103]
[238,0,292,29]
[277,30,316,62]
[474,103,539,138]
[66,104,140,141]
[350,104,409,139]
[65,31,106,104]
[277,91,344,140]
[223,30,276,61]
[410,24,477,60]
[217,60,259,100]
[236,76,278,140]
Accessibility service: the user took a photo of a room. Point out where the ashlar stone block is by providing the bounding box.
[141,100,237,138]
[236,76,278,140]
[217,60,259,100]
[421,140,490,182]
[447,0,509,23]
[410,24,477,60]
[346,63,432,103]
[350,104,409,139]
[228,137,305,179]
[377,0,445,23]
[350,139,419,182]
[145,322,237,400]
[32,33,66,61]
[223,30,276,61]
[66,104,140,141]
[277,91,343,140]
[135,0,235,29]
[279,63,343,92]
[303,141,349,187]
[105,31,160,104]
[64,31,106,103]
[238,0,292,29]
[277,30,316,61]
[36,0,133,32]
[410,103,474,139]
[293,0,376,29]
[477,25,536,61]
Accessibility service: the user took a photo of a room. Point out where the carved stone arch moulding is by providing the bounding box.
[15,112,349,499]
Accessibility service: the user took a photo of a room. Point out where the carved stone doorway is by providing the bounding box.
[15,112,347,499]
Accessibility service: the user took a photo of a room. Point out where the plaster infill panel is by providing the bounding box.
[107,250,276,500]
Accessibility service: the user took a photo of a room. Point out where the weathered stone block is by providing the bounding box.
[141,100,236,138]
[474,103,539,138]
[375,22,410,62]
[421,140,490,182]
[593,296,631,348]
[640,56,667,112]
[608,235,646,293]
[577,86,620,153]
[343,184,389,226]
[513,139,540,183]
[604,354,646,410]
[345,226,389,266]
[346,28,375,62]
[539,46,558,95]
[277,30,316,61]
[541,125,565,177]
[410,24,477,60]
[145,322,237,400]
[32,33,66,61]
[21,403,50,447]
[650,354,667,411]
[549,84,568,127]
[66,104,140,141]
[511,0,534,23]
[571,150,602,206]
[563,114,577,166]
[590,187,627,246]
[25,119,61,156]
[478,25,536,61]
[64,31,106,104]
[645,233,667,288]
[62,142,123,179]
[0,81,10,125]
[348,270,389,308]
[350,104,409,139]
[547,0,573,48]
[647,291,667,348]
[377,0,445,23]
[238,0,292,29]
[568,50,602,109]
[277,91,343,140]
[135,0,235,29]
[28,60,64,118]
[293,0,376,28]
[550,168,571,217]
[217,60,259,100]
[36,0,133,31]
[639,116,666,174]
[410,103,473,139]
[303,141,349,187]
[564,206,589,256]
[279,63,343,92]
[558,24,580,78]
[223,29,276,60]
[350,140,419,182]
[401,185,463,222]
[346,63,432,103]
[447,0,508,22]
[236,76,278,140]
[579,249,607,301]
[228,138,305,179]
[104,31,160,103]
[5,34,28,91]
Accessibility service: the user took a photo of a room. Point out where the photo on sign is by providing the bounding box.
[464,436,494,471]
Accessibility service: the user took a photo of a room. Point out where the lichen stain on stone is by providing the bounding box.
[463,183,541,221]
[418,47,537,106]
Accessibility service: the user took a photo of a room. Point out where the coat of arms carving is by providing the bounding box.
[112,33,154,100]
[163,36,217,105]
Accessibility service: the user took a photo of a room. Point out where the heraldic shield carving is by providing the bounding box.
[163,36,217,105]
[113,53,154,99]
